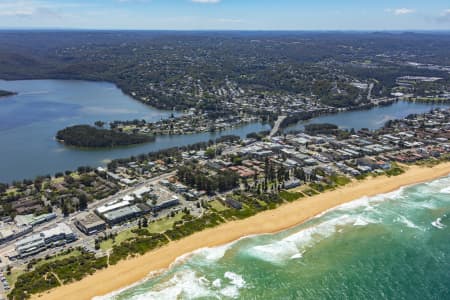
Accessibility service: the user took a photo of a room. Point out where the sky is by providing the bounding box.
[0,0,449,30]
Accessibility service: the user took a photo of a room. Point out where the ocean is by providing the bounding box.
[96,175,450,300]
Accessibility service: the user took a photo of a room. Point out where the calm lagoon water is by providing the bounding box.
[285,101,450,132]
[0,80,269,183]
[0,79,448,183]
[97,176,450,300]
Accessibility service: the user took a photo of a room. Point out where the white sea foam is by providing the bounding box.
[248,214,367,263]
[212,278,222,288]
[431,217,446,229]
[329,187,407,217]
[250,238,300,263]
[103,270,247,300]
[224,272,245,288]
[440,186,450,194]
[193,244,231,262]
[405,200,436,210]
[396,215,422,230]
[335,196,371,211]
[371,187,407,202]
[96,176,450,299]
[290,252,304,259]
[425,176,450,188]
[220,285,240,298]
[220,272,246,299]
[353,216,379,226]
[129,270,216,300]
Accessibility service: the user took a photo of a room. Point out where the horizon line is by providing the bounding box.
[1,28,450,33]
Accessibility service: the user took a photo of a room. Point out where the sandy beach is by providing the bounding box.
[34,162,450,300]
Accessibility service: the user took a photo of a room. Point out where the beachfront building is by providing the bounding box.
[75,212,107,235]
[149,197,180,213]
[102,204,149,225]
[14,223,77,258]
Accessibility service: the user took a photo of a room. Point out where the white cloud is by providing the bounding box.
[436,9,450,23]
[216,18,243,23]
[0,0,66,18]
[191,0,221,3]
[385,8,416,16]
[0,1,35,17]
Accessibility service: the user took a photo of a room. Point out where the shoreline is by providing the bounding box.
[34,162,450,300]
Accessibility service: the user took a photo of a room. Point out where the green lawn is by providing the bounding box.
[100,213,185,251]
[209,199,228,212]
[147,213,185,233]
[279,190,304,202]
[256,199,268,207]
[330,175,351,186]
[385,164,405,177]
[100,229,137,251]
[34,250,82,268]
[303,188,319,196]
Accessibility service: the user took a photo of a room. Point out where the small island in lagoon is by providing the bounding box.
[56,125,155,148]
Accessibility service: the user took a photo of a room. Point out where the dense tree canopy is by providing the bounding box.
[56,125,154,148]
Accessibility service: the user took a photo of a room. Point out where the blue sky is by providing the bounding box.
[0,0,449,30]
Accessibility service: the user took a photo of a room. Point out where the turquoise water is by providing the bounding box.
[98,175,450,300]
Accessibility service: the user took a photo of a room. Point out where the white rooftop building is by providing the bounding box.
[14,223,76,258]
[96,199,132,215]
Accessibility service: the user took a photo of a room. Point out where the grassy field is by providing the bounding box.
[34,250,82,268]
[209,199,228,212]
[385,163,405,177]
[147,213,185,233]
[100,229,137,251]
[330,175,351,186]
[279,190,304,202]
[256,199,268,207]
[100,213,186,251]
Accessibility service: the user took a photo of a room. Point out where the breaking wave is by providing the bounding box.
[95,174,450,299]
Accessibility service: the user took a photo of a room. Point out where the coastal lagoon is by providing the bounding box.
[0,79,448,183]
[98,175,450,300]
[0,80,269,183]
[285,100,450,132]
